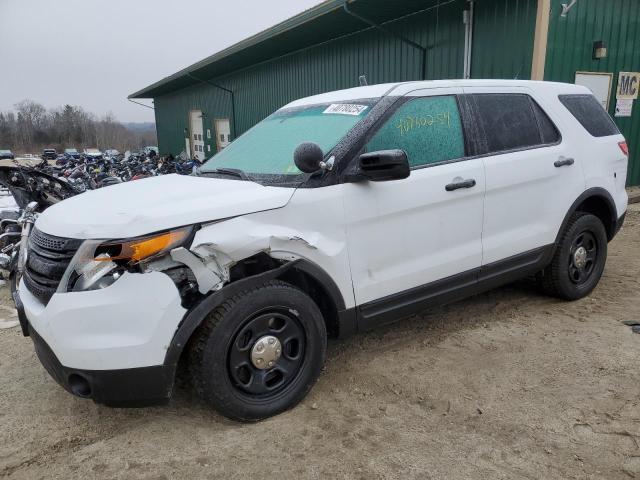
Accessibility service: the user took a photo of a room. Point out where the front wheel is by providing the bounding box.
[188,280,327,421]
[540,213,608,300]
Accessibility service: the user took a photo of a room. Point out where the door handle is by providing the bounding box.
[445,179,476,191]
[554,157,575,168]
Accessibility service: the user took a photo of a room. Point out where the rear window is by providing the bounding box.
[558,94,620,137]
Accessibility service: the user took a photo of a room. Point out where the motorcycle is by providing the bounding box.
[2,202,38,306]
[174,157,203,175]
[0,165,78,299]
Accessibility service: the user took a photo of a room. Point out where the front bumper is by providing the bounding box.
[28,323,174,407]
[17,270,187,407]
[19,270,186,370]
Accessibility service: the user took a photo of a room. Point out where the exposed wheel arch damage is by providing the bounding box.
[225,252,346,338]
[163,256,347,370]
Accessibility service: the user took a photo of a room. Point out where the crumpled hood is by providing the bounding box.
[36,174,295,239]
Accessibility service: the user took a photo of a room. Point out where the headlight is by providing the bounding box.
[94,227,192,265]
[58,226,193,293]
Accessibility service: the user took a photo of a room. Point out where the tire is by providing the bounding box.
[541,213,608,300]
[188,280,327,421]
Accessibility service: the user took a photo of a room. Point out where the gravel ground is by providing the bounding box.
[0,203,639,480]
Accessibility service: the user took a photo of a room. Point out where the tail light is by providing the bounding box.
[618,141,629,157]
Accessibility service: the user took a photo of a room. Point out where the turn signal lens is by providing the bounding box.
[619,141,629,157]
[95,227,191,264]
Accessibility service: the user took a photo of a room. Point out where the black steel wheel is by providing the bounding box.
[228,309,306,397]
[541,213,607,300]
[188,280,326,421]
[568,230,598,285]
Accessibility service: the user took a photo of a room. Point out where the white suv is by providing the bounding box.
[16,80,628,421]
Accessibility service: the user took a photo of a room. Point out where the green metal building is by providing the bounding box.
[130,0,640,185]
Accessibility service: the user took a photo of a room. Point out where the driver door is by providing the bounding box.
[342,88,485,328]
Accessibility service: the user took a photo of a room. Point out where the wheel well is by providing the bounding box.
[278,268,340,337]
[228,253,341,337]
[574,195,616,240]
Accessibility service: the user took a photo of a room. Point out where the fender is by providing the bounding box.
[163,258,349,367]
[554,187,618,247]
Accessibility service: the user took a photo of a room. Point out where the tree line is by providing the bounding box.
[0,100,157,154]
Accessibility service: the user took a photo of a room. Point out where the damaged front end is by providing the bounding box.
[58,226,196,295]
[19,212,350,407]
[56,220,297,313]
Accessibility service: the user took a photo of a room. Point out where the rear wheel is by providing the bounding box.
[188,280,326,421]
[540,213,607,300]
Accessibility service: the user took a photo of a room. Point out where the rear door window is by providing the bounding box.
[558,94,620,137]
[466,93,552,155]
[365,96,465,168]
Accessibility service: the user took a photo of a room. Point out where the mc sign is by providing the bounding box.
[617,72,640,100]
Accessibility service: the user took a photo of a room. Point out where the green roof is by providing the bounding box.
[129,0,442,98]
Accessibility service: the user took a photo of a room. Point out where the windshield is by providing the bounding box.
[65,149,77,153]
[200,101,374,182]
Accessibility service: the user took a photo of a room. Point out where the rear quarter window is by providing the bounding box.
[558,94,620,137]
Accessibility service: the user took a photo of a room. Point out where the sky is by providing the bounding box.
[0,0,323,123]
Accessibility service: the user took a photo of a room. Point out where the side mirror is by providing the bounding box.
[294,142,323,173]
[359,149,410,181]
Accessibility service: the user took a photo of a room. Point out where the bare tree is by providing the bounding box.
[0,100,156,153]
[0,112,17,147]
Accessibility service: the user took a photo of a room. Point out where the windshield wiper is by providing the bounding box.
[202,167,253,181]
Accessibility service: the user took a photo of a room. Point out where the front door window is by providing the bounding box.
[366,96,465,167]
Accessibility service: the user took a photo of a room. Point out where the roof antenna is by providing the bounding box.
[513,64,523,80]
[359,75,368,86]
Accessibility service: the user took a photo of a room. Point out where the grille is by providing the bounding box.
[23,228,82,305]
[31,228,68,251]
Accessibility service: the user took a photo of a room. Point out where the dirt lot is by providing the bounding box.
[0,204,639,480]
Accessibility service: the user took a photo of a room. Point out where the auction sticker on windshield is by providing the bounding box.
[323,104,368,115]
